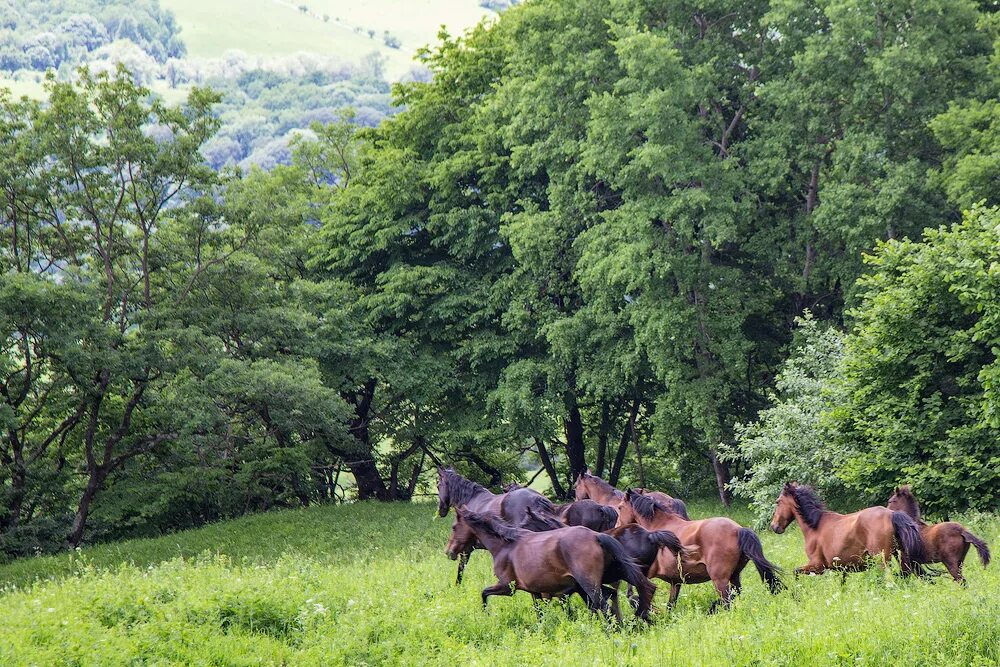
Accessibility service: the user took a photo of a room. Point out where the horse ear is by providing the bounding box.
[625,488,635,499]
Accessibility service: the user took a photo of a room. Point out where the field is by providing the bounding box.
[1,501,998,666]
[160,0,494,78]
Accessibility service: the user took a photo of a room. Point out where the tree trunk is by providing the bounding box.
[349,458,390,501]
[609,397,641,487]
[4,460,26,531]
[68,467,106,547]
[594,402,611,478]
[346,379,391,501]
[709,448,731,507]
[534,438,565,499]
[562,392,587,487]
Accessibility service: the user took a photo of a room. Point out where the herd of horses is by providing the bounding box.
[436,469,991,623]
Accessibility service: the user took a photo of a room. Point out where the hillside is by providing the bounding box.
[161,0,495,80]
[1,501,998,665]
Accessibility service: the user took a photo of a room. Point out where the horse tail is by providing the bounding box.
[646,530,684,556]
[960,528,991,567]
[737,528,783,594]
[891,511,926,575]
[597,533,656,621]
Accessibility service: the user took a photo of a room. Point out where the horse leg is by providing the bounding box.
[730,571,743,597]
[794,562,828,576]
[481,581,514,608]
[603,585,622,622]
[667,583,681,609]
[455,552,469,585]
[708,577,733,614]
[943,554,966,585]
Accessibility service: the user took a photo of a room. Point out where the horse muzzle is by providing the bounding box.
[770,523,784,534]
[445,549,458,561]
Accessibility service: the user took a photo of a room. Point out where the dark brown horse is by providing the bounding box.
[574,470,689,519]
[887,485,990,584]
[614,490,782,611]
[456,508,657,621]
[770,482,924,576]
[437,467,556,584]
[560,499,619,532]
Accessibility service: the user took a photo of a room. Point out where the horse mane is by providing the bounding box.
[442,468,491,507]
[789,484,827,530]
[582,472,624,498]
[628,491,668,520]
[463,510,523,542]
[523,506,564,531]
[893,485,922,521]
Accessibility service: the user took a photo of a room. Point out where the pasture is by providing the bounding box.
[160,0,492,78]
[1,501,998,666]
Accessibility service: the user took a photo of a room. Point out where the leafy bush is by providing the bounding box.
[837,205,1000,514]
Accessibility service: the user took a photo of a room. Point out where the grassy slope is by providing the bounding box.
[2,501,998,665]
[160,0,493,79]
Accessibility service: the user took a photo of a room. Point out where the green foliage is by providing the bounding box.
[837,206,1000,514]
[0,0,183,71]
[724,315,851,526]
[0,501,999,665]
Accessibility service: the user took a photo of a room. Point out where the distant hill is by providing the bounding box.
[161,0,498,80]
[0,0,508,170]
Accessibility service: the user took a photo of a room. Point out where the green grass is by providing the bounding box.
[161,0,493,79]
[1,501,998,665]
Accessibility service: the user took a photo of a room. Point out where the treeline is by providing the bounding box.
[1,0,999,557]
[0,0,184,72]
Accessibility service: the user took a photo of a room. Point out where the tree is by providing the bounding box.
[837,205,1000,514]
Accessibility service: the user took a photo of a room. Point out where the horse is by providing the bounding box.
[614,490,782,611]
[437,467,556,584]
[887,485,990,584]
[560,499,619,532]
[455,508,657,621]
[574,470,689,519]
[770,482,925,577]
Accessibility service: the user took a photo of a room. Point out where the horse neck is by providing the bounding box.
[791,505,837,535]
[467,523,515,555]
[590,483,622,504]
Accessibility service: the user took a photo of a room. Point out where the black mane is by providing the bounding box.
[442,468,492,508]
[521,506,564,531]
[790,484,828,530]
[463,510,523,542]
[628,491,669,520]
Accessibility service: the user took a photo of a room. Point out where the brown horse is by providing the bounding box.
[574,470,689,519]
[614,490,782,611]
[770,482,925,576]
[455,508,657,621]
[887,485,990,584]
[437,467,556,584]
[560,499,619,532]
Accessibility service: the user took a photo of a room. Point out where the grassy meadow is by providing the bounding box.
[1,500,998,666]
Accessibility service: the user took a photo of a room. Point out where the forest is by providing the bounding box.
[1,0,999,560]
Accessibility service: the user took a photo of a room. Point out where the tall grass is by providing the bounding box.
[1,501,997,666]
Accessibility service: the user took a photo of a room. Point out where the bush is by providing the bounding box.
[836,205,1000,515]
